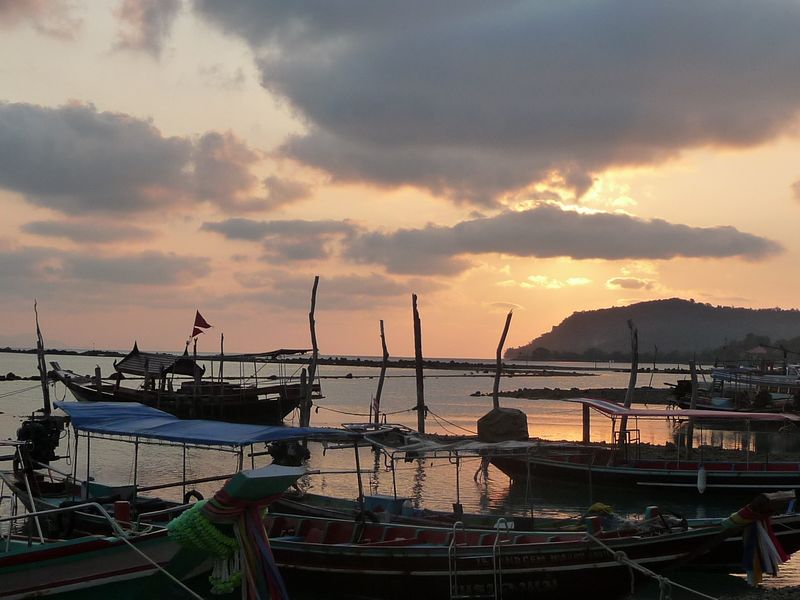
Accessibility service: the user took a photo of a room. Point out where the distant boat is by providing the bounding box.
[51,342,322,424]
[490,399,800,496]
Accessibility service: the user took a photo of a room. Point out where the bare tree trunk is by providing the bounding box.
[492,311,513,410]
[412,294,425,434]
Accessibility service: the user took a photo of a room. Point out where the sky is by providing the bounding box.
[2,1,800,357]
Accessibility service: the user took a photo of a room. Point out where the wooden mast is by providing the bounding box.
[412,294,426,434]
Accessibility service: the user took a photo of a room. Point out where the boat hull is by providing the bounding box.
[61,380,301,425]
[491,454,800,496]
[0,530,207,600]
[264,513,737,600]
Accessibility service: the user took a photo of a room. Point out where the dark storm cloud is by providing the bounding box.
[60,251,208,285]
[192,131,263,210]
[201,218,358,261]
[0,102,271,215]
[342,205,782,275]
[0,244,208,303]
[115,0,182,57]
[194,1,800,204]
[230,269,445,311]
[263,176,312,209]
[0,102,191,213]
[23,220,156,243]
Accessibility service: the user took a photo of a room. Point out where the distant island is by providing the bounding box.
[507,298,800,363]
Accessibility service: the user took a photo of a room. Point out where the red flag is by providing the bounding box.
[191,327,205,338]
[194,311,212,329]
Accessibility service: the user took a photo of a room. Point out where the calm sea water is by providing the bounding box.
[0,351,796,598]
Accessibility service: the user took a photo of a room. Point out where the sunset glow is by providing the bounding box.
[2,1,800,357]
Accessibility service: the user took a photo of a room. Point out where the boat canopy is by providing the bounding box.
[112,343,312,378]
[565,398,800,422]
[55,401,356,447]
[114,343,204,377]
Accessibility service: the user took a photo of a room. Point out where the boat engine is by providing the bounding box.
[268,441,310,466]
[15,414,66,474]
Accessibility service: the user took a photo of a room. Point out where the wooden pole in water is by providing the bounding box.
[373,320,390,424]
[33,301,51,415]
[412,294,426,434]
[492,310,513,410]
[619,319,638,444]
[685,359,698,456]
[301,276,319,427]
[219,333,224,385]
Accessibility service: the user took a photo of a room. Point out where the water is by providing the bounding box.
[0,351,797,597]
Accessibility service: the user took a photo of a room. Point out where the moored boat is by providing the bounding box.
[52,342,322,424]
[490,399,800,497]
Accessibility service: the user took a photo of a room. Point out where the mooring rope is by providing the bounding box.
[584,532,718,600]
[0,384,41,399]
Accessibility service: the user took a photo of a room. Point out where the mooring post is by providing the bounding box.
[582,403,591,444]
[301,276,319,427]
[412,294,426,434]
[33,301,51,415]
[685,359,698,456]
[619,319,638,444]
[492,310,513,410]
[373,320,389,424]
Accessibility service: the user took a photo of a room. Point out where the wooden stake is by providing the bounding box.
[685,359,698,455]
[301,276,320,427]
[373,320,389,424]
[619,319,638,444]
[412,294,426,434]
[492,310,513,410]
[33,301,51,415]
[219,333,224,385]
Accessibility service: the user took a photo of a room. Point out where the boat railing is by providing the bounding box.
[491,518,512,599]
[135,502,193,527]
[0,499,204,600]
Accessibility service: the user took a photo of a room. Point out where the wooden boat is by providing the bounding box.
[270,489,800,573]
[674,361,800,412]
[261,509,774,600]
[489,399,800,496]
[52,342,322,424]
[3,400,354,535]
[0,462,305,599]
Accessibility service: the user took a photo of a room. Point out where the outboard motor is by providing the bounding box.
[15,414,66,475]
[268,441,310,466]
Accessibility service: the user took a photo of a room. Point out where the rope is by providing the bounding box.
[426,408,478,435]
[0,384,41,399]
[314,404,416,418]
[585,533,718,600]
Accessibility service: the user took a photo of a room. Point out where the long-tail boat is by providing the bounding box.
[262,499,789,600]
[0,460,305,599]
[490,399,800,496]
[51,342,322,424]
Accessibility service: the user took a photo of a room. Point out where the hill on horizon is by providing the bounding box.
[507,298,800,359]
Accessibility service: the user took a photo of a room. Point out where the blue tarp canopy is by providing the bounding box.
[55,401,357,447]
